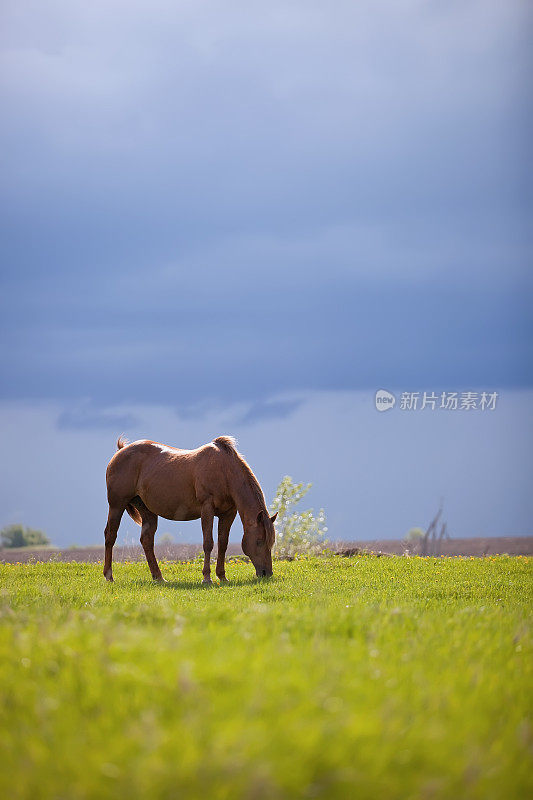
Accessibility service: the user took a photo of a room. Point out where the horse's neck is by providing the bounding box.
[227,460,263,524]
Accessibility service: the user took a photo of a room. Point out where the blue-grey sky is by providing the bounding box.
[0,1,532,544]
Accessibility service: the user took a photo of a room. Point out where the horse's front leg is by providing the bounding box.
[200,501,215,585]
[216,508,237,583]
[139,511,165,582]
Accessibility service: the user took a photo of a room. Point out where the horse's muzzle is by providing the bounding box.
[256,568,273,578]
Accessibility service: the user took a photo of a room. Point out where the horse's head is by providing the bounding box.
[242,509,277,577]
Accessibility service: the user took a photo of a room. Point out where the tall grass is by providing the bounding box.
[0,555,531,799]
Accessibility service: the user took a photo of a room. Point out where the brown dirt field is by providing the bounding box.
[1,536,531,563]
[332,536,533,557]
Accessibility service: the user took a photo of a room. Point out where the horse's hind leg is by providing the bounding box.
[132,498,164,582]
[103,505,125,582]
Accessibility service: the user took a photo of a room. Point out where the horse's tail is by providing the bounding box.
[125,502,142,526]
[115,436,140,524]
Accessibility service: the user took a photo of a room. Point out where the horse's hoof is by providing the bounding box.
[218,576,229,583]
[153,576,167,583]
[104,575,114,583]
[202,578,213,586]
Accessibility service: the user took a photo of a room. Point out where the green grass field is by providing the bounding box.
[0,555,531,799]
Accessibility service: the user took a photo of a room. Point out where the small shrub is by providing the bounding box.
[406,527,425,545]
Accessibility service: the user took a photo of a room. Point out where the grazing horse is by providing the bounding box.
[103,435,277,583]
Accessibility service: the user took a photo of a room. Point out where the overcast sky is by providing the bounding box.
[0,1,531,545]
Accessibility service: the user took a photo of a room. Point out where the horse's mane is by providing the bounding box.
[213,435,274,546]
[213,437,262,504]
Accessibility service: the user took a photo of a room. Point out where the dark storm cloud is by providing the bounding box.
[56,403,139,431]
[0,0,531,414]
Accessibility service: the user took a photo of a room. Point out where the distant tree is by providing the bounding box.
[0,524,50,548]
[406,527,425,545]
[159,532,175,544]
[270,476,327,558]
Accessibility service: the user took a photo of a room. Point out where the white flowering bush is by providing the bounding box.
[270,476,327,558]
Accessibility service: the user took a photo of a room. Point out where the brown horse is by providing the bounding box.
[103,435,277,583]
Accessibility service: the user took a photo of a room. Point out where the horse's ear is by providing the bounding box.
[258,509,277,526]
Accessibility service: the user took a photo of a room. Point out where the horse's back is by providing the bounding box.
[106,439,223,519]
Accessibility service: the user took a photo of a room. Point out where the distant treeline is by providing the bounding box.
[0,524,50,548]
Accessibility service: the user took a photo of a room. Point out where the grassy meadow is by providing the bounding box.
[0,555,531,799]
